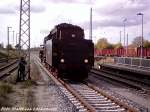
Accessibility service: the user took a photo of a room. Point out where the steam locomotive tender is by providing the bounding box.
[44,23,94,80]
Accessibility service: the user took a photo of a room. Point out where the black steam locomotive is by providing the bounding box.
[42,23,94,80]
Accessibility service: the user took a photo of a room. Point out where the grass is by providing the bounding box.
[0,49,19,59]
[21,80,37,88]
[0,51,7,58]
[23,90,36,112]
[0,82,13,97]
[24,80,35,87]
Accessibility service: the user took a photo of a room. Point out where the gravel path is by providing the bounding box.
[32,54,77,112]
[88,73,150,112]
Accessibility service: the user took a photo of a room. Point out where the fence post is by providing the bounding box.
[139,58,142,67]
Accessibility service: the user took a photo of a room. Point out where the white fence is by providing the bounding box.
[114,57,150,69]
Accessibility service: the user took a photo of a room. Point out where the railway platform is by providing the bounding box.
[99,63,150,76]
[96,57,150,76]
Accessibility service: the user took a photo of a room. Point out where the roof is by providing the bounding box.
[54,23,83,31]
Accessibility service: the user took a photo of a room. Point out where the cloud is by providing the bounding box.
[14,4,46,13]
[48,0,77,3]
[105,0,149,17]
[81,18,140,31]
[83,0,150,29]
[0,6,16,14]
[44,0,93,4]
[40,29,50,34]
[0,4,46,15]
[96,1,148,16]
[31,5,46,13]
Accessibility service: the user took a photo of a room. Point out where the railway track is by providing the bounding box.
[91,67,150,91]
[0,59,18,79]
[36,58,138,112]
[62,81,138,112]
[0,58,8,63]
[0,58,18,63]
[0,58,8,67]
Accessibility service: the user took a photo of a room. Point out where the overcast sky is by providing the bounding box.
[0,0,150,47]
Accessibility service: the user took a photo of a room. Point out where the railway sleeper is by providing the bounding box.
[83,97,108,101]
[96,108,126,112]
[95,105,120,109]
[91,103,117,107]
[82,96,104,99]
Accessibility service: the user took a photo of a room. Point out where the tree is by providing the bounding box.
[95,38,110,49]
[128,44,135,49]
[113,43,123,49]
[131,36,150,48]
[15,44,21,49]
[144,40,150,48]
[6,44,13,50]
[107,44,114,49]
[132,36,143,48]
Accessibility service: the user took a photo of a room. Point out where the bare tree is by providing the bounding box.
[132,36,150,48]
[132,36,143,47]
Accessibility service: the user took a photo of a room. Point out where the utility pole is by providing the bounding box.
[120,31,122,44]
[137,13,144,58]
[19,0,31,79]
[126,33,128,56]
[12,31,15,47]
[90,8,92,40]
[7,26,12,61]
[16,33,19,45]
[123,18,127,57]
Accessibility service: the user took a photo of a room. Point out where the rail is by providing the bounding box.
[36,57,138,112]
[0,60,18,79]
[91,68,150,90]
[0,58,8,63]
[0,58,18,63]
[87,83,138,112]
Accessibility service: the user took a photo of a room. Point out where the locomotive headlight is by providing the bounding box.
[98,64,101,69]
[98,65,101,69]
[72,34,75,38]
[60,59,64,63]
[84,59,88,63]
